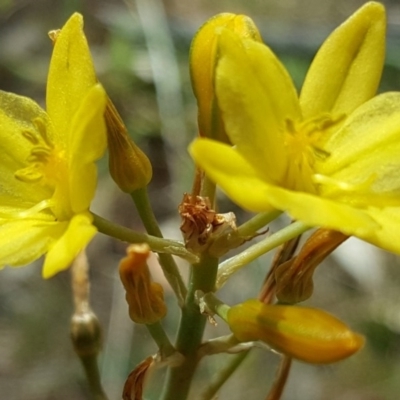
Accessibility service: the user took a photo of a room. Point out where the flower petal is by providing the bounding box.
[216,28,300,183]
[190,13,262,141]
[68,84,107,213]
[0,217,65,268]
[317,92,400,206]
[0,90,53,205]
[42,212,97,278]
[189,138,276,211]
[366,207,400,253]
[261,185,378,239]
[46,13,97,142]
[300,2,385,118]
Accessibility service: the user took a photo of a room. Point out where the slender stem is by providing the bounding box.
[200,292,230,322]
[265,357,292,400]
[130,187,188,302]
[199,352,249,400]
[161,253,219,400]
[80,355,109,400]
[92,213,197,263]
[146,321,176,358]
[216,221,311,289]
[236,210,282,237]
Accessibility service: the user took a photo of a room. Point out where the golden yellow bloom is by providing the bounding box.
[190,13,262,142]
[189,3,400,254]
[0,13,107,278]
[227,299,364,364]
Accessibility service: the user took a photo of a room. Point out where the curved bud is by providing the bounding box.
[275,229,348,304]
[105,99,152,193]
[190,13,262,142]
[119,244,166,324]
[227,299,364,364]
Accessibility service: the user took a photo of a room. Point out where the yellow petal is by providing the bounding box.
[190,13,262,141]
[189,139,276,212]
[300,2,385,118]
[317,93,400,206]
[0,217,65,268]
[216,28,300,183]
[261,185,378,239]
[42,212,97,278]
[0,90,53,204]
[68,84,107,213]
[361,207,400,254]
[46,13,97,142]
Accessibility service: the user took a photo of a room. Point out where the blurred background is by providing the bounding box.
[1,0,400,399]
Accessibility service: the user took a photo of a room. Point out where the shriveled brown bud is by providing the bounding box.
[119,244,166,324]
[275,229,348,304]
[179,193,240,255]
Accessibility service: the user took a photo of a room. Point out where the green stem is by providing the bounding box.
[80,355,108,400]
[199,351,249,400]
[216,221,311,289]
[199,292,230,322]
[92,213,197,263]
[161,253,219,400]
[131,188,187,302]
[146,321,176,358]
[236,210,282,237]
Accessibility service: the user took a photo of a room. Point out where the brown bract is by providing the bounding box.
[179,193,238,255]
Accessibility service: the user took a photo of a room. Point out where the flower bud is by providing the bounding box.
[227,299,364,364]
[71,309,102,357]
[190,13,262,142]
[119,244,167,324]
[105,98,152,193]
[275,229,348,304]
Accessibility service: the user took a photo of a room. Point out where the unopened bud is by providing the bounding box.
[105,99,152,193]
[190,13,262,142]
[227,299,364,364]
[275,229,348,304]
[119,244,167,324]
[71,310,102,357]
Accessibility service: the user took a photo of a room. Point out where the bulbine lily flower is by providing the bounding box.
[189,3,400,254]
[0,13,107,278]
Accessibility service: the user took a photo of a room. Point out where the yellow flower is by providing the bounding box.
[189,3,400,254]
[0,13,107,278]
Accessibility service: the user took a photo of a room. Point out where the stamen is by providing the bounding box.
[0,198,55,219]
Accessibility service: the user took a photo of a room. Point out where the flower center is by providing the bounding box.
[14,117,69,219]
[283,114,342,193]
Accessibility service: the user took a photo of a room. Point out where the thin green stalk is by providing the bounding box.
[80,355,109,400]
[146,321,176,358]
[131,187,188,301]
[199,352,249,400]
[92,213,197,263]
[216,221,311,289]
[161,253,219,400]
[236,210,282,237]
